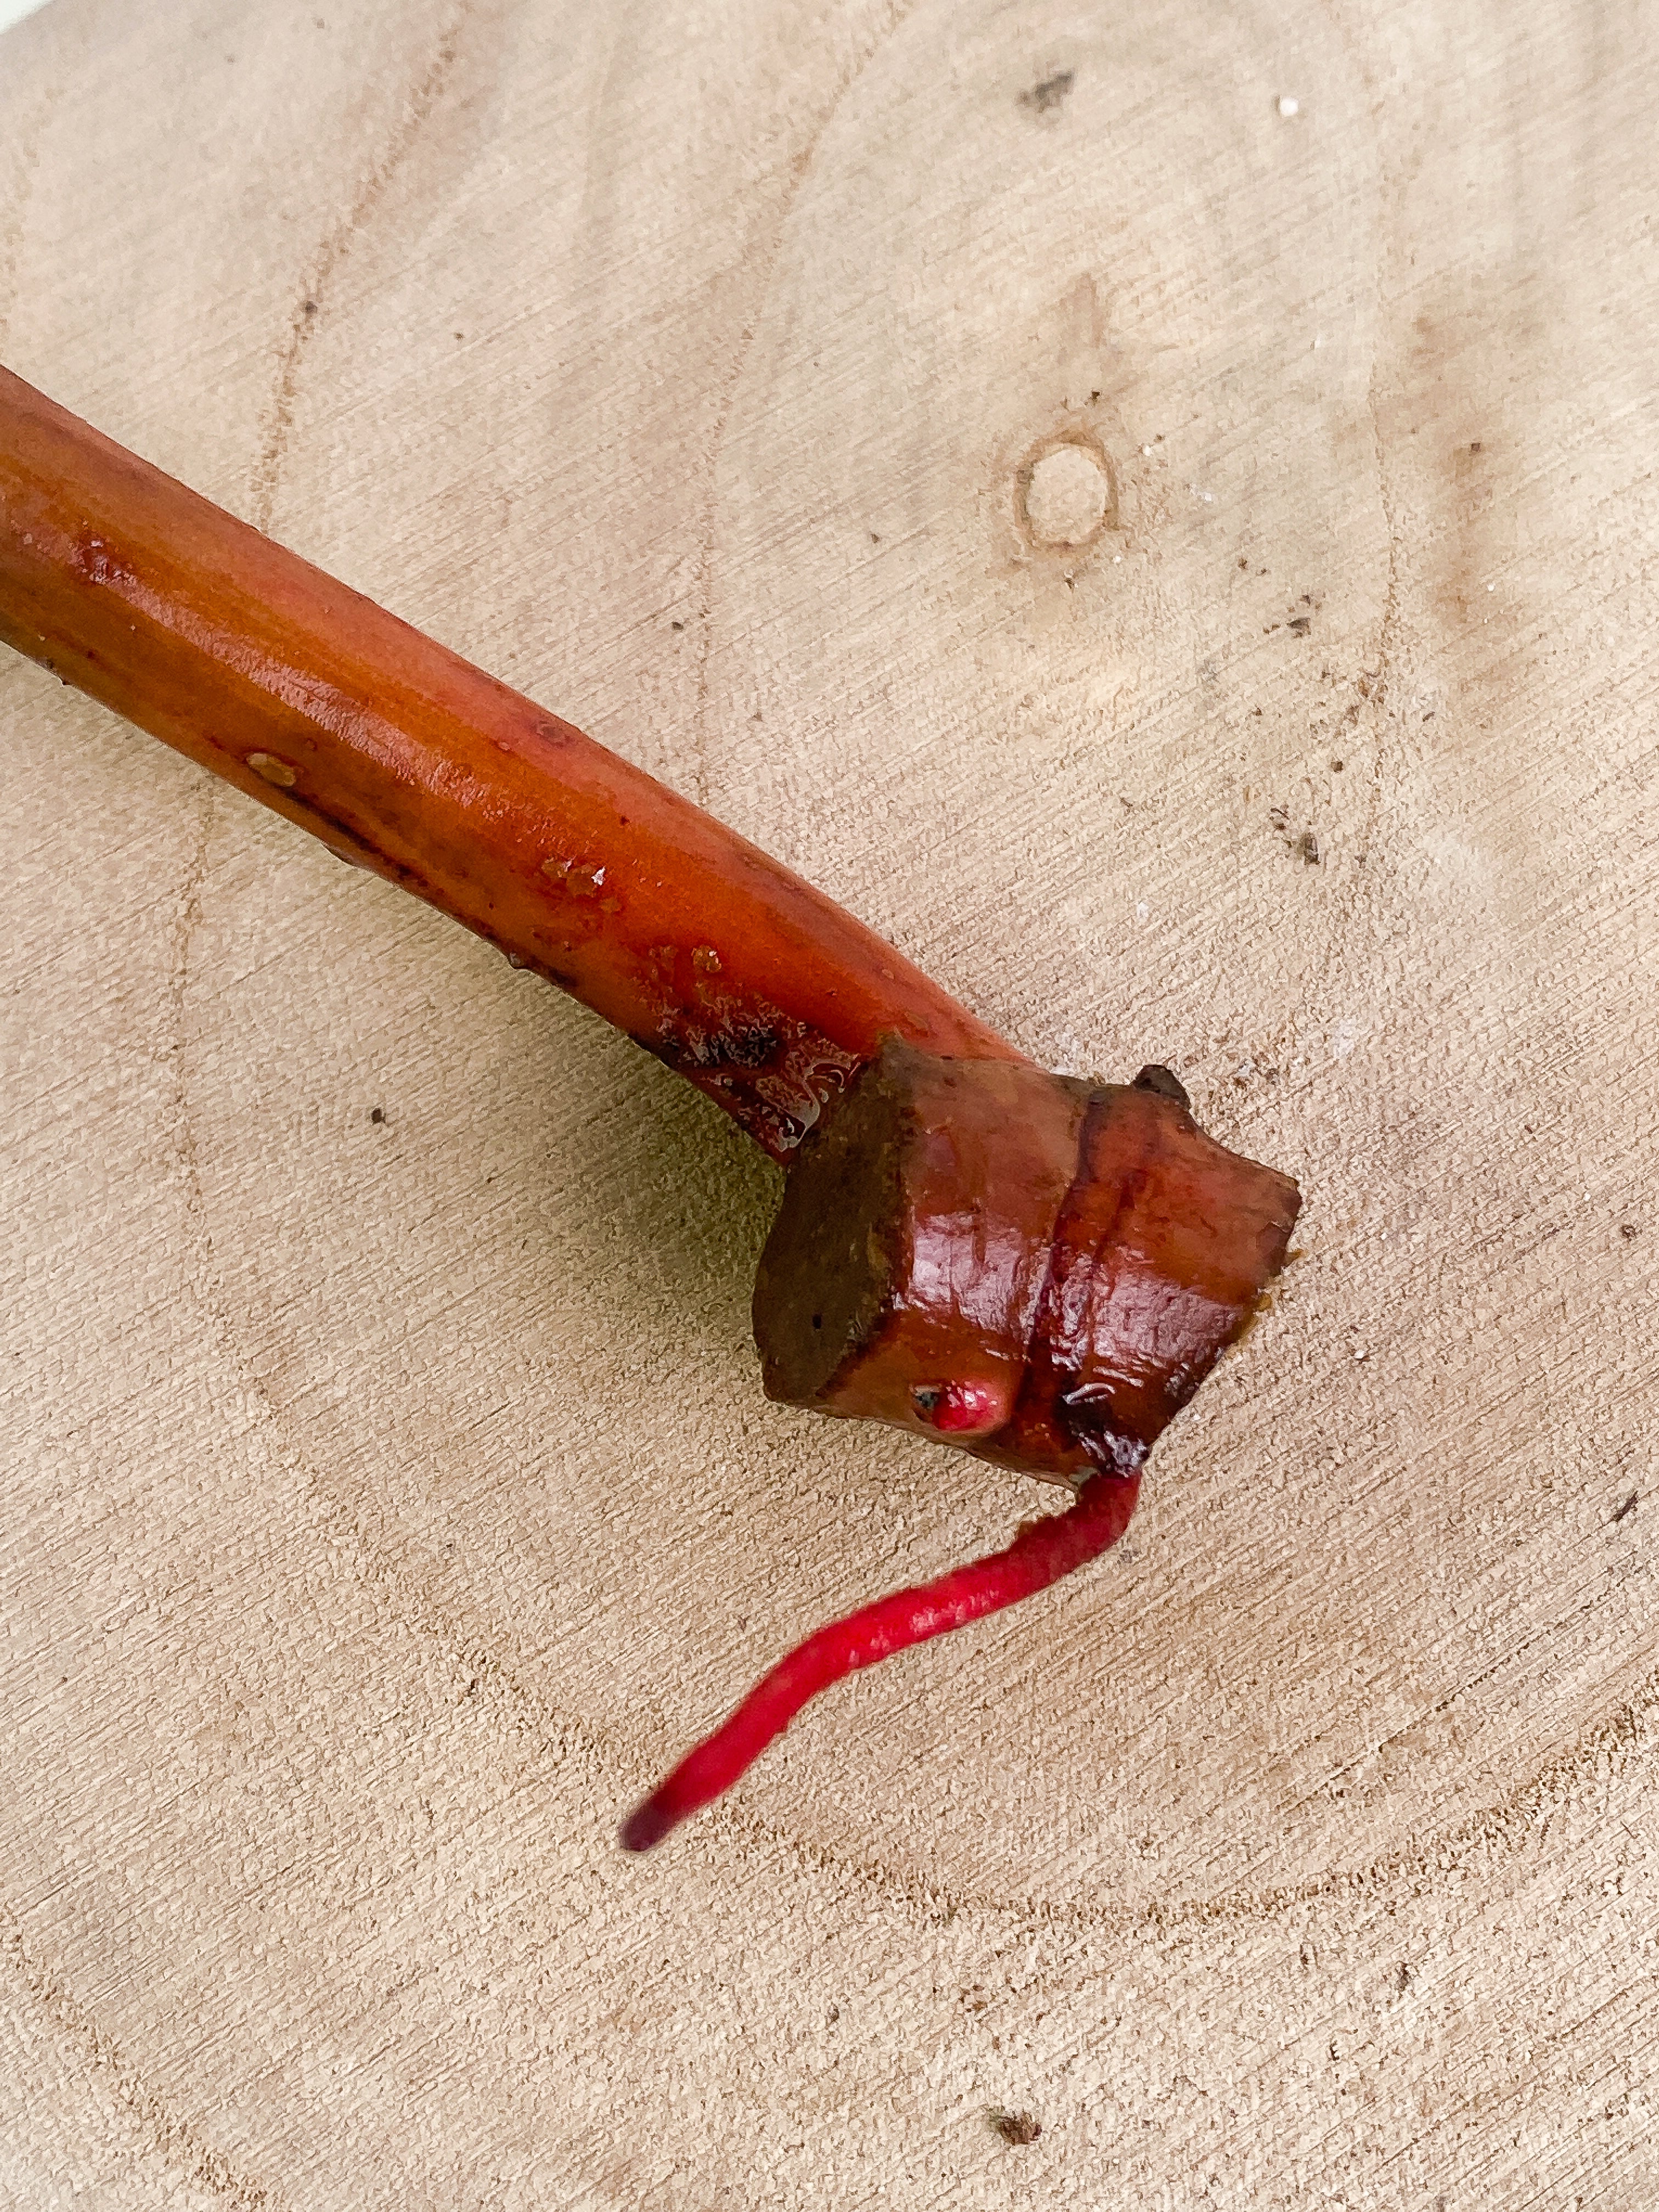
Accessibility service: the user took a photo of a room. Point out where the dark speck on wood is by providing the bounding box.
[1021,69,1074,115]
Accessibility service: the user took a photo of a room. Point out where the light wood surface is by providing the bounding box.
[2,2,1655,2205]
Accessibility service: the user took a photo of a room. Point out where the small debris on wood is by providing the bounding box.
[1020,69,1074,116]
[1613,1491,1638,1525]
[986,2108,1042,2146]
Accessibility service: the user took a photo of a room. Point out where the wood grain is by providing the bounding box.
[1,1,1655,2205]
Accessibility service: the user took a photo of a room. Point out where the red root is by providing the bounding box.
[618,1466,1142,1852]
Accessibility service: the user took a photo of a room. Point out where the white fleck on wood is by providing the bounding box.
[2,1,1655,2205]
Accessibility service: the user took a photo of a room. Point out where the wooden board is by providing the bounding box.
[2,1,1655,2203]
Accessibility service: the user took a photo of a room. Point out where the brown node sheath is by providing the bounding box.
[755,1042,1297,1484]
[0,368,1301,1846]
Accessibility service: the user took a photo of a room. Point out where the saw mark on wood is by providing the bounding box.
[1361,140,1401,724]
[707,1650,1659,1942]
[156,1019,615,1821]
[250,7,470,532]
[146,752,623,1860]
[689,0,924,803]
[0,67,69,349]
[166,793,215,1232]
[0,1901,281,2209]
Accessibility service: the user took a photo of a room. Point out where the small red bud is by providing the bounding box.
[912,1379,1008,1436]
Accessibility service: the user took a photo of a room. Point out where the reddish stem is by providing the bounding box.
[618,1466,1141,1852]
[0,368,1014,1162]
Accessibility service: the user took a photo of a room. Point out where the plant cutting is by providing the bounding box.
[0,366,1301,1849]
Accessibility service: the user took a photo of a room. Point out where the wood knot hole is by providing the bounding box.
[1019,438,1115,549]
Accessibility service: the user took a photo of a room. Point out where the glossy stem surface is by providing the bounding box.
[0,368,1016,1160]
[619,1468,1142,1851]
